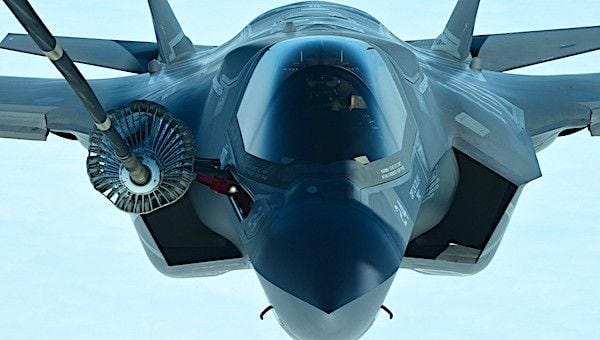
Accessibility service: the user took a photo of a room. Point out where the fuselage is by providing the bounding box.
[109,2,541,339]
[2,1,600,339]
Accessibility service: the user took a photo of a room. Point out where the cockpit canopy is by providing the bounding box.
[237,36,408,165]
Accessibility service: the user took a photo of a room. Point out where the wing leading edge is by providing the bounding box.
[471,26,600,72]
[0,76,80,140]
[411,26,600,72]
[0,34,159,74]
[481,71,600,151]
[0,75,153,140]
[0,34,216,74]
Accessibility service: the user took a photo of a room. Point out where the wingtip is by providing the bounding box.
[0,33,18,49]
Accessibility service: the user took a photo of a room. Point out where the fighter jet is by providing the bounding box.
[1,0,599,338]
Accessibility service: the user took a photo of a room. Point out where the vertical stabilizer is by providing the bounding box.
[431,0,480,60]
[148,0,195,63]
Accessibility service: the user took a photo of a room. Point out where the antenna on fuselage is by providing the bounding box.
[259,306,274,320]
[380,305,394,320]
[431,0,480,61]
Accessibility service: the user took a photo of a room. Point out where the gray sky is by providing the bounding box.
[0,1,599,339]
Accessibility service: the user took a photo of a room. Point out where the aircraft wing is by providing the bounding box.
[0,34,216,74]
[0,76,84,140]
[482,71,600,145]
[410,26,600,72]
[0,75,151,140]
[471,26,600,72]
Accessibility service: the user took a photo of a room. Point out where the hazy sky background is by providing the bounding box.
[0,1,599,339]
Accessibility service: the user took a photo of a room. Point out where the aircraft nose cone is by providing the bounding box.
[258,272,396,340]
[251,200,401,338]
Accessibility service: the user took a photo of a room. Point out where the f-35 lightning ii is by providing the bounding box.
[1,0,599,339]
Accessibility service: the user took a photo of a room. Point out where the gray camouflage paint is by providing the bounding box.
[1,1,600,339]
